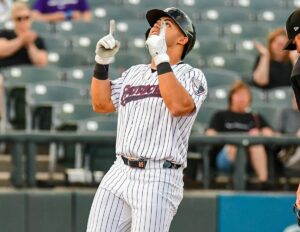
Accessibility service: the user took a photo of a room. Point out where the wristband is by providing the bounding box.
[157,62,172,76]
[93,63,109,80]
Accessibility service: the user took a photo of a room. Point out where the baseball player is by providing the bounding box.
[284,9,300,226]
[87,7,207,232]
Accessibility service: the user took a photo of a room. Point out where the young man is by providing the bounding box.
[283,8,300,226]
[87,7,207,232]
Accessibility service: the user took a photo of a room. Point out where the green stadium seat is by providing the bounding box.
[223,22,272,39]
[44,35,70,52]
[207,85,231,105]
[256,9,292,27]
[71,34,99,55]
[233,0,283,10]
[26,83,88,130]
[196,37,234,57]
[202,68,241,88]
[250,87,267,105]
[2,66,61,129]
[196,102,225,127]
[234,38,265,56]
[182,52,206,69]
[32,21,54,34]
[111,51,149,71]
[123,0,173,9]
[113,19,149,37]
[266,87,293,107]
[93,5,142,20]
[178,0,230,8]
[48,50,90,68]
[251,104,278,128]
[201,7,252,24]
[89,0,123,7]
[206,53,255,77]
[286,0,300,9]
[55,21,105,37]
[52,102,98,129]
[195,22,221,38]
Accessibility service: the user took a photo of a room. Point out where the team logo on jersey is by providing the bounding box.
[121,84,161,106]
[192,76,205,96]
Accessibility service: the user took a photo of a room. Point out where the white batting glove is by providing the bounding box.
[95,20,120,65]
[145,21,170,65]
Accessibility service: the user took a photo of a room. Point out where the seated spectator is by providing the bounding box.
[252,28,298,89]
[0,1,48,68]
[206,80,274,186]
[31,0,92,22]
[275,93,300,170]
[0,0,12,23]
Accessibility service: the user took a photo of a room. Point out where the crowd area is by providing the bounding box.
[0,0,300,190]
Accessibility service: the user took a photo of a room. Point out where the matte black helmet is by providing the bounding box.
[146,7,196,59]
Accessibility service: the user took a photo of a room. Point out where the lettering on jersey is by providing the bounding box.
[121,84,161,106]
[192,75,205,96]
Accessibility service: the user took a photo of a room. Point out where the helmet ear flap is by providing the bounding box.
[145,28,151,40]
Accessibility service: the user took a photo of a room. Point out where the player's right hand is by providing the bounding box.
[95,20,120,65]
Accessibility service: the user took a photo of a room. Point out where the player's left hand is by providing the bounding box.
[146,21,170,65]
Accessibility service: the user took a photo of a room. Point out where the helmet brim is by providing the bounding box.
[283,37,297,50]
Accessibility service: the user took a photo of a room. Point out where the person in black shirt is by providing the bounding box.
[0,1,47,68]
[206,80,274,184]
[252,28,297,89]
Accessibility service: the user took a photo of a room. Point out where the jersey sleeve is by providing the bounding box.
[110,68,131,110]
[177,68,208,113]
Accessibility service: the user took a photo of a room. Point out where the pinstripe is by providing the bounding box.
[88,61,206,231]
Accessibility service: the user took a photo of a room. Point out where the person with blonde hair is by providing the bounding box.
[253,27,298,89]
[0,1,47,68]
[206,80,274,189]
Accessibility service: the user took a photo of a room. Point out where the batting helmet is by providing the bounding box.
[145,7,196,59]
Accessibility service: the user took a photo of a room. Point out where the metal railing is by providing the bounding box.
[2,131,300,189]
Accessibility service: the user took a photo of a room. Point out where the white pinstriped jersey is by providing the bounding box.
[110,62,207,167]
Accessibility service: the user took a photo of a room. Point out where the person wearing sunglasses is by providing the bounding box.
[0,1,47,68]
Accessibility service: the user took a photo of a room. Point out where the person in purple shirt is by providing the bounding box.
[32,0,92,22]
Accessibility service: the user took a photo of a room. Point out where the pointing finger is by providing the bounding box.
[109,19,116,36]
[159,20,166,38]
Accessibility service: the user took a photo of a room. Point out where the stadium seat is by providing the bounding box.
[48,50,90,68]
[223,22,272,39]
[286,0,300,9]
[26,83,88,130]
[93,5,142,20]
[111,51,149,71]
[44,35,70,52]
[250,87,267,105]
[71,34,99,55]
[196,102,225,127]
[89,0,123,7]
[182,52,206,69]
[251,104,278,128]
[206,53,255,77]
[202,68,241,88]
[200,7,252,24]
[233,0,283,10]
[2,66,61,129]
[55,21,105,37]
[51,102,99,129]
[234,38,265,56]
[31,21,54,34]
[194,22,221,38]
[123,0,173,8]
[113,19,149,37]
[266,87,293,107]
[79,118,118,133]
[207,85,231,105]
[196,37,234,57]
[178,0,230,8]
[256,9,292,27]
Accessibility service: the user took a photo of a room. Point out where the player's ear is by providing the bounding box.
[177,36,188,46]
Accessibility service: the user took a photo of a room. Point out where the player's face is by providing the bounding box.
[231,88,251,112]
[13,9,32,32]
[149,17,188,48]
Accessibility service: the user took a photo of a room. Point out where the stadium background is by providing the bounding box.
[0,0,300,231]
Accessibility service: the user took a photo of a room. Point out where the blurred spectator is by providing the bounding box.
[0,1,48,68]
[252,28,298,89]
[0,0,12,23]
[206,80,274,186]
[275,93,300,170]
[31,0,92,22]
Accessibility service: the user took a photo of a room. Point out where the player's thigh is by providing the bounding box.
[87,187,131,232]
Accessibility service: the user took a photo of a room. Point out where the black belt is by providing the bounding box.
[121,156,181,169]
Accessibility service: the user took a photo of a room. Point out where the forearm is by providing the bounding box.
[31,11,65,22]
[81,11,92,22]
[0,38,24,57]
[91,78,115,113]
[253,55,270,86]
[158,65,195,116]
[27,43,48,66]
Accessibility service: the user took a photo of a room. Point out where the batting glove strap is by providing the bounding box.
[157,62,172,76]
[93,63,109,80]
[154,54,170,66]
[95,54,115,65]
